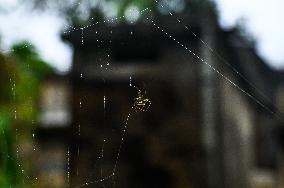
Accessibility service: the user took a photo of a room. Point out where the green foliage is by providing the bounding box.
[1,42,54,122]
[11,42,54,79]
[0,42,54,187]
[0,55,13,104]
[187,0,218,16]
[0,112,23,188]
[116,0,153,16]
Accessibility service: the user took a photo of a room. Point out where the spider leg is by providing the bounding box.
[145,100,151,111]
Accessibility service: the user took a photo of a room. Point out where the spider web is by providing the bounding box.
[63,3,281,187]
[0,0,282,188]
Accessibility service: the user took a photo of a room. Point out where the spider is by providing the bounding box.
[133,90,151,112]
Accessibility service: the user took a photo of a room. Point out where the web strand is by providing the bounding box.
[145,16,277,117]
[74,109,134,188]
[153,0,279,116]
[63,8,150,34]
[74,30,135,187]
[2,2,281,187]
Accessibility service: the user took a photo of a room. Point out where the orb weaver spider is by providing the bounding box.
[133,89,151,112]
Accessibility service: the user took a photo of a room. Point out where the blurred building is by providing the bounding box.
[35,5,284,188]
[36,74,71,188]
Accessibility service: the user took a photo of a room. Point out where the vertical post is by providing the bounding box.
[200,17,223,188]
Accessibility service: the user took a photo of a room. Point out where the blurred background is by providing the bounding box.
[1,0,284,188]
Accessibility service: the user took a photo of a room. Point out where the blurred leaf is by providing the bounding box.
[11,42,54,78]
